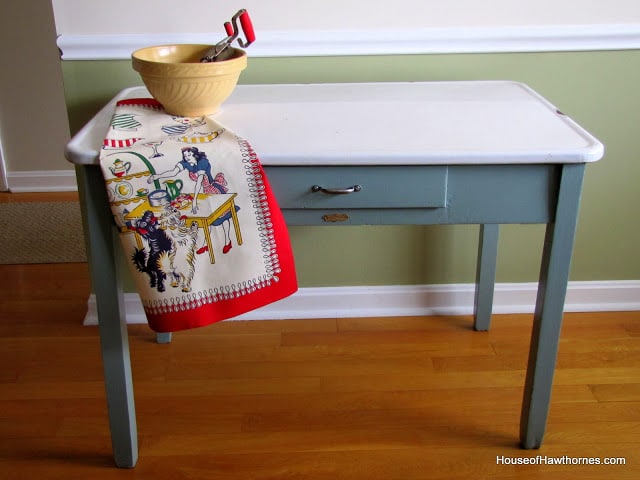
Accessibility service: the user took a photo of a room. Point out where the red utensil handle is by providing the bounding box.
[239,10,256,44]
[224,22,234,37]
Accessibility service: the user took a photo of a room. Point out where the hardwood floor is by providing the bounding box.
[1,262,638,479]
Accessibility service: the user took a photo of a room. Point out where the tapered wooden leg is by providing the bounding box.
[77,165,138,468]
[473,224,499,331]
[520,164,585,449]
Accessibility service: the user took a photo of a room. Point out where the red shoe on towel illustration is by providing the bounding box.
[196,243,231,255]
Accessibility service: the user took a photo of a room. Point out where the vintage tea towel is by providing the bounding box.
[100,98,297,332]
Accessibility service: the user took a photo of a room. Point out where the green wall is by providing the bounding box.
[62,51,640,287]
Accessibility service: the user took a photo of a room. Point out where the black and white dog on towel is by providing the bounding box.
[132,209,199,293]
[132,210,172,292]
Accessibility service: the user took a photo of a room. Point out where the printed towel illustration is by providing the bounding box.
[100,98,297,332]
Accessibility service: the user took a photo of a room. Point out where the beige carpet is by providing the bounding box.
[0,201,87,264]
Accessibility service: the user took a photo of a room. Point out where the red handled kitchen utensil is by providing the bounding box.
[201,9,255,62]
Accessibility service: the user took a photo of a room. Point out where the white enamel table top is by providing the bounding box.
[66,81,604,166]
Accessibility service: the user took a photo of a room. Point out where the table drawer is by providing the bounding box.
[265,166,448,209]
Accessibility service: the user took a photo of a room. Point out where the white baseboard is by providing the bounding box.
[8,169,77,192]
[83,280,640,326]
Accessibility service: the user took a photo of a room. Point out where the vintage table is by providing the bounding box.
[65,81,603,468]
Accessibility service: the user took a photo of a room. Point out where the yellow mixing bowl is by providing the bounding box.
[131,44,247,116]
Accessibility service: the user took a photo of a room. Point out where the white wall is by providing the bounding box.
[53,0,640,34]
[0,0,72,191]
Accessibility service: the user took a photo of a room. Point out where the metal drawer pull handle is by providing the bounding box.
[311,184,362,194]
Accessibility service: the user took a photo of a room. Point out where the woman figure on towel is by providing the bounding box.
[148,146,238,255]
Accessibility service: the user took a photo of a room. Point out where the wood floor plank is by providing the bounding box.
[589,384,640,402]
[337,315,477,332]
[320,370,529,392]
[549,400,640,422]
[281,329,495,348]
[166,355,437,381]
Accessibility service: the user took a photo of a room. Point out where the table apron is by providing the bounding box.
[265,164,561,225]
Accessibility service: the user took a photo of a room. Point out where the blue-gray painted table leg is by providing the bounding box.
[520,164,585,449]
[156,332,172,343]
[473,224,499,331]
[77,165,138,468]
